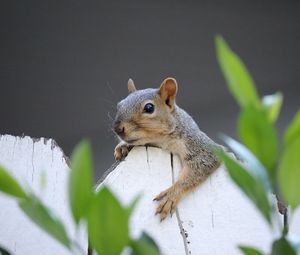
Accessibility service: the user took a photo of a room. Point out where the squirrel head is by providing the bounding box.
[113,78,178,145]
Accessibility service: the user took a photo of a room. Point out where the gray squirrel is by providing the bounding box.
[113,78,221,221]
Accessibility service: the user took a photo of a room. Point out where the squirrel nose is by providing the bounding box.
[113,121,125,136]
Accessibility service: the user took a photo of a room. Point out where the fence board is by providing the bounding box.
[0,135,87,255]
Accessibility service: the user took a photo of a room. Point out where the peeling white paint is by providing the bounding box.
[0,135,87,255]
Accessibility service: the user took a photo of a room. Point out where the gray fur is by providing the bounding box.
[115,88,158,122]
[173,106,220,171]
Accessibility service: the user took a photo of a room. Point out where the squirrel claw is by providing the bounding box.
[154,188,180,221]
[114,142,130,161]
[153,190,168,201]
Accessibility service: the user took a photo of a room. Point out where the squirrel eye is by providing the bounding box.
[143,103,155,114]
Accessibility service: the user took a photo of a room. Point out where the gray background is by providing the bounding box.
[1,0,299,181]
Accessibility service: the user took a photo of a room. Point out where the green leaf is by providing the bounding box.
[88,186,129,255]
[216,149,272,224]
[239,246,264,255]
[215,35,260,108]
[221,135,272,192]
[271,237,297,255]
[19,195,71,248]
[0,166,27,199]
[130,232,160,255]
[69,140,93,224]
[280,111,300,209]
[262,92,283,123]
[125,194,141,219]
[238,106,278,178]
[278,137,300,209]
[0,246,12,255]
[284,110,300,147]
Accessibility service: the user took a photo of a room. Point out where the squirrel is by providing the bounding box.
[113,77,221,221]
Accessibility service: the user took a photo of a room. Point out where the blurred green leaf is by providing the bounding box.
[19,195,71,248]
[0,166,27,199]
[239,246,264,255]
[271,237,297,255]
[69,140,93,224]
[239,106,278,178]
[221,135,272,192]
[278,137,300,209]
[215,35,260,108]
[284,110,300,147]
[262,92,283,123]
[0,246,12,255]
[125,194,141,219]
[88,186,129,255]
[216,149,272,224]
[130,232,160,255]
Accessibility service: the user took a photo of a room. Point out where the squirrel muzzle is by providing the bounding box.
[113,120,125,138]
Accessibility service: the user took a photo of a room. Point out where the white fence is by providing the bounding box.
[0,134,299,255]
[0,135,86,255]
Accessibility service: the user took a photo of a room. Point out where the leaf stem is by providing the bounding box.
[275,194,289,236]
[283,209,289,236]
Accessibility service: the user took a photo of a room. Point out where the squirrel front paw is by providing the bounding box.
[114,142,131,161]
[153,187,182,221]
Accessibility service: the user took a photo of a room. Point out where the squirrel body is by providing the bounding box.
[113,78,221,220]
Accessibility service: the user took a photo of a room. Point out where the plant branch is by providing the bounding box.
[276,194,288,235]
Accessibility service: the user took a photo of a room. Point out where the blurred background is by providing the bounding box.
[1,0,299,181]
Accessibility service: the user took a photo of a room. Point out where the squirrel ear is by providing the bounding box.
[127,78,136,94]
[159,77,178,110]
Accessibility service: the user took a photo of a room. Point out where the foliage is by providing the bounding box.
[239,246,264,255]
[69,140,93,224]
[0,246,12,255]
[0,141,160,255]
[20,194,71,247]
[215,35,300,254]
[215,36,260,108]
[88,187,130,255]
[216,150,272,224]
[130,233,161,255]
[0,166,27,199]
